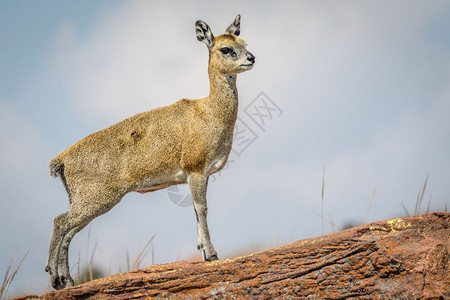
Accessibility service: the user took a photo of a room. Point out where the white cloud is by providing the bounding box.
[50,1,215,126]
[0,103,47,174]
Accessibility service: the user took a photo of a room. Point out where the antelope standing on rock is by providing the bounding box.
[45,14,255,289]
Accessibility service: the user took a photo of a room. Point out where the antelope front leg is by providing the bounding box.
[188,172,218,261]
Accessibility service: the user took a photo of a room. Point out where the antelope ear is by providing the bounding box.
[195,20,215,49]
[225,14,241,36]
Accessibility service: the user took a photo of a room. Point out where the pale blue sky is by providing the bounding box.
[1,0,449,297]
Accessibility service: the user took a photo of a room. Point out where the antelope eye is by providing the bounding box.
[220,47,232,55]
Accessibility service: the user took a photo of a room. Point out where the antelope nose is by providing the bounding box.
[247,52,255,64]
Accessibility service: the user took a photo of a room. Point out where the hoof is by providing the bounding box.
[198,245,218,262]
[51,277,65,290]
[51,275,74,290]
[207,255,219,261]
[46,266,65,290]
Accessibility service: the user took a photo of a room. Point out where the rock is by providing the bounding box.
[26,213,449,299]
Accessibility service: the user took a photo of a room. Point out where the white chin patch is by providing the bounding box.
[233,65,253,74]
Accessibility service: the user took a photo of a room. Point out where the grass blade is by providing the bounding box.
[366,184,377,219]
[0,254,15,298]
[1,251,28,300]
[415,174,429,216]
[321,166,325,235]
[88,239,98,281]
[401,201,410,217]
[132,233,157,270]
[126,250,130,272]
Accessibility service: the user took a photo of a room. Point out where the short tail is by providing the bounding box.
[49,157,64,178]
[49,156,71,201]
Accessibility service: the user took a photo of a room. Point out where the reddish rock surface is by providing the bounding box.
[18,212,449,299]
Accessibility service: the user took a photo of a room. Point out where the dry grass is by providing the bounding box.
[74,229,157,285]
[402,174,432,217]
[75,225,101,285]
[366,185,378,219]
[321,166,325,235]
[415,174,429,216]
[130,233,157,271]
[0,251,28,300]
[316,172,446,234]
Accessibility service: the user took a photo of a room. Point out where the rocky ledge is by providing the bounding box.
[17,212,449,299]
